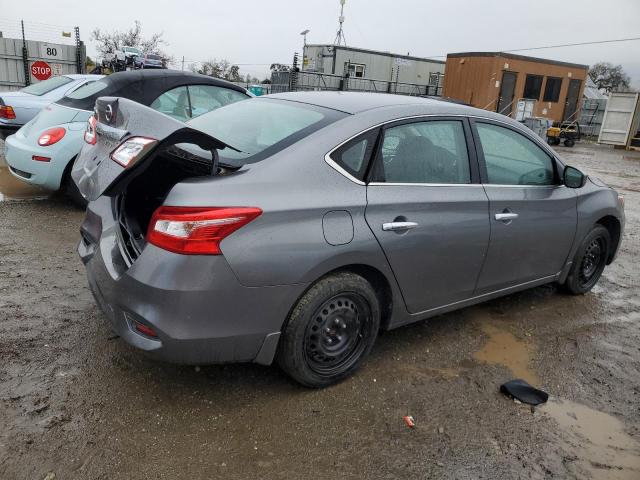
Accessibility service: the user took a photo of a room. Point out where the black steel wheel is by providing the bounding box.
[563,225,610,294]
[277,272,380,387]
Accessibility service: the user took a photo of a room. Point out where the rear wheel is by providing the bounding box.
[564,138,575,147]
[563,225,610,294]
[62,159,87,208]
[277,272,380,387]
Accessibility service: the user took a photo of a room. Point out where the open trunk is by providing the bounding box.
[72,97,234,264]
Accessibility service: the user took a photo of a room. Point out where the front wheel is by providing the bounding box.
[277,272,380,387]
[562,225,610,294]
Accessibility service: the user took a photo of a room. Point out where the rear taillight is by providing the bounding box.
[84,115,97,145]
[37,127,66,146]
[0,105,16,119]
[147,206,262,255]
[111,137,157,167]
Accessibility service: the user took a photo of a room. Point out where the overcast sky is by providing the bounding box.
[2,0,639,86]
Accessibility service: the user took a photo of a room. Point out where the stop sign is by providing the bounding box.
[31,61,52,81]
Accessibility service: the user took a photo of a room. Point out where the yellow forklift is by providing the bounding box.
[547,121,581,147]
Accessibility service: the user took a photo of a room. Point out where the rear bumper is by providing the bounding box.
[5,127,79,190]
[79,197,307,365]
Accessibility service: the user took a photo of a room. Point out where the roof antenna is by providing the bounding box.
[333,0,347,46]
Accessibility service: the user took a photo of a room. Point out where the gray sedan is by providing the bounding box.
[73,92,625,387]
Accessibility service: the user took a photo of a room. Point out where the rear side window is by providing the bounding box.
[21,76,73,96]
[187,85,248,119]
[330,130,378,180]
[476,123,556,185]
[150,86,191,121]
[373,120,471,184]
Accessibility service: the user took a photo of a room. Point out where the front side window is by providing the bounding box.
[150,86,191,121]
[21,76,73,96]
[373,120,471,184]
[187,85,248,119]
[543,77,562,102]
[476,123,556,185]
[523,74,543,100]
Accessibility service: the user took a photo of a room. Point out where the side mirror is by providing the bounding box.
[564,165,586,188]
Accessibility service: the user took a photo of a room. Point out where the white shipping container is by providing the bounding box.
[598,92,640,146]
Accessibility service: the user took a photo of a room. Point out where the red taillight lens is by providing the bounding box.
[32,155,51,162]
[0,105,16,119]
[147,206,262,255]
[84,115,97,145]
[110,136,157,167]
[37,127,66,146]
[133,320,158,338]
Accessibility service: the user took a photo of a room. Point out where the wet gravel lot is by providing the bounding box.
[1,140,639,479]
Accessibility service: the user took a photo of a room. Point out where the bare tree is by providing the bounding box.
[270,63,291,72]
[193,59,242,82]
[589,62,631,93]
[91,21,172,64]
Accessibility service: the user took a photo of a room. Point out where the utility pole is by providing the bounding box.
[181,56,185,71]
[333,0,347,46]
[21,20,30,86]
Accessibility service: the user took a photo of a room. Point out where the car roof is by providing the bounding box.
[267,91,501,119]
[56,69,248,111]
[63,74,104,80]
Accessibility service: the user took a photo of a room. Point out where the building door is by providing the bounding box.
[563,79,582,122]
[496,72,517,117]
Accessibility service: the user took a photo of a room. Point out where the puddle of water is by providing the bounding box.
[540,398,640,479]
[0,166,49,201]
[473,322,539,385]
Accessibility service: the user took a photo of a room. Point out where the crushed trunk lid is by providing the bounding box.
[71,97,233,202]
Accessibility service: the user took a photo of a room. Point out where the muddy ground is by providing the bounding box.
[0,141,639,480]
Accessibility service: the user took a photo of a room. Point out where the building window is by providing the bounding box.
[543,77,562,102]
[429,73,443,86]
[523,74,543,100]
[345,62,366,78]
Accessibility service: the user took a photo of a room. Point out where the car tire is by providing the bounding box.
[277,272,380,388]
[564,138,575,147]
[562,225,610,294]
[62,160,87,208]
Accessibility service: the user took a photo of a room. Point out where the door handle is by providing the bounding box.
[494,212,519,221]
[382,221,418,232]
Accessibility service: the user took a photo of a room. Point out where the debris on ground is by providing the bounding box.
[500,379,549,405]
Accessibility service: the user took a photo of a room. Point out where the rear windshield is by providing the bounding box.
[21,76,73,96]
[147,54,161,60]
[187,98,346,166]
[125,47,141,54]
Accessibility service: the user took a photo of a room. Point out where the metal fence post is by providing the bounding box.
[21,20,30,86]
[74,27,83,73]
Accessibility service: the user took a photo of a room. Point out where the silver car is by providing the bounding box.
[73,92,625,387]
[0,74,102,139]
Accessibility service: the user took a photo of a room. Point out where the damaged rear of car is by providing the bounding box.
[73,96,345,367]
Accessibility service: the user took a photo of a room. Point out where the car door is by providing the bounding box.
[364,117,490,314]
[471,120,577,294]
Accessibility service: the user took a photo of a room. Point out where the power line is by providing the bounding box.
[424,36,640,59]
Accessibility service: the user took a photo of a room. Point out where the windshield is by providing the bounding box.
[147,54,161,60]
[125,47,141,54]
[21,76,73,96]
[187,98,346,166]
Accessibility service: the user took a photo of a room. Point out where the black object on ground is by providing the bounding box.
[500,379,549,405]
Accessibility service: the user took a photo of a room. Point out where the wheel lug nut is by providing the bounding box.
[340,322,346,329]
[334,318,341,325]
